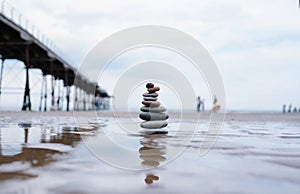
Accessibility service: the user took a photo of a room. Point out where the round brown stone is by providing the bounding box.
[142,100,160,107]
[146,83,154,88]
[147,86,160,93]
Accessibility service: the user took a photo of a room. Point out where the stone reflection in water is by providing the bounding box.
[145,174,159,184]
[139,134,167,184]
[0,123,84,181]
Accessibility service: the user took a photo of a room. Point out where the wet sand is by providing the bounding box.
[0,111,300,193]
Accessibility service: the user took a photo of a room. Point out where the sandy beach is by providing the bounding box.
[0,111,300,193]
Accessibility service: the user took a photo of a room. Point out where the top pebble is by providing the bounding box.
[146,83,154,88]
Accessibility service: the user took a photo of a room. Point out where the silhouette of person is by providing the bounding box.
[282,104,286,113]
[293,107,297,112]
[288,104,292,113]
[56,97,60,109]
[213,95,217,105]
[95,94,101,110]
[211,95,220,112]
[197,96,201,112]
[201,98,205,112]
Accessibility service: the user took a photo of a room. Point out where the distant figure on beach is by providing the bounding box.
[211,95,220,112]
[298,106,300,112]
[282,104,286,113]
[95,94,101,110]
[293,107,298,112]
[197,96,201,112]
[213,95,217,105]
[201,98,205,112]
[56,97,60,110]
[288,104,292,113]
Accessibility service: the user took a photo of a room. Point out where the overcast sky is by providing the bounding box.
[1,0,300,111]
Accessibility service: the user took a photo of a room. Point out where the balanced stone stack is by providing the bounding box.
[139,83,169,134]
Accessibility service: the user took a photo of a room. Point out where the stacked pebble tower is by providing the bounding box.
[139,83,169,135]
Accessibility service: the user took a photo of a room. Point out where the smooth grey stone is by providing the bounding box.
[139,112,169,121]
[143,93,158,98]
[140,129,168,135]
[143,97,157,101]
[140,121,168,129]
[140,106,167,113]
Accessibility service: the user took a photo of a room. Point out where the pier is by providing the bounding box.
[0,1,106,111]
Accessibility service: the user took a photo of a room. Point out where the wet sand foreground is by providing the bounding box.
[0,111,300,193]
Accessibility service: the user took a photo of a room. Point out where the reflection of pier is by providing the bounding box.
[0,127,81,165]
[0,124,82,180]
[0,1,109,111]
[0,146,62,167]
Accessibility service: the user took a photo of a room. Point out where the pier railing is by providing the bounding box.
[0,0,65,62]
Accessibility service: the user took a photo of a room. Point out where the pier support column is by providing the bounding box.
[78,88,81,110]
[64,70,70,111]
[51,76,55,108]
[74,87,78,111]
[91,94,95,110]
[39,74,44,111]
[0,58,5,102]
[83,91,86,111]
[91,94,94,110]
[80,89,83,110]
[22,45,31,111]
[57,79,61,110]
[66,86,70,111]
[43,74,47,111]
[61,84,64,111]
[89,94,92,110]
